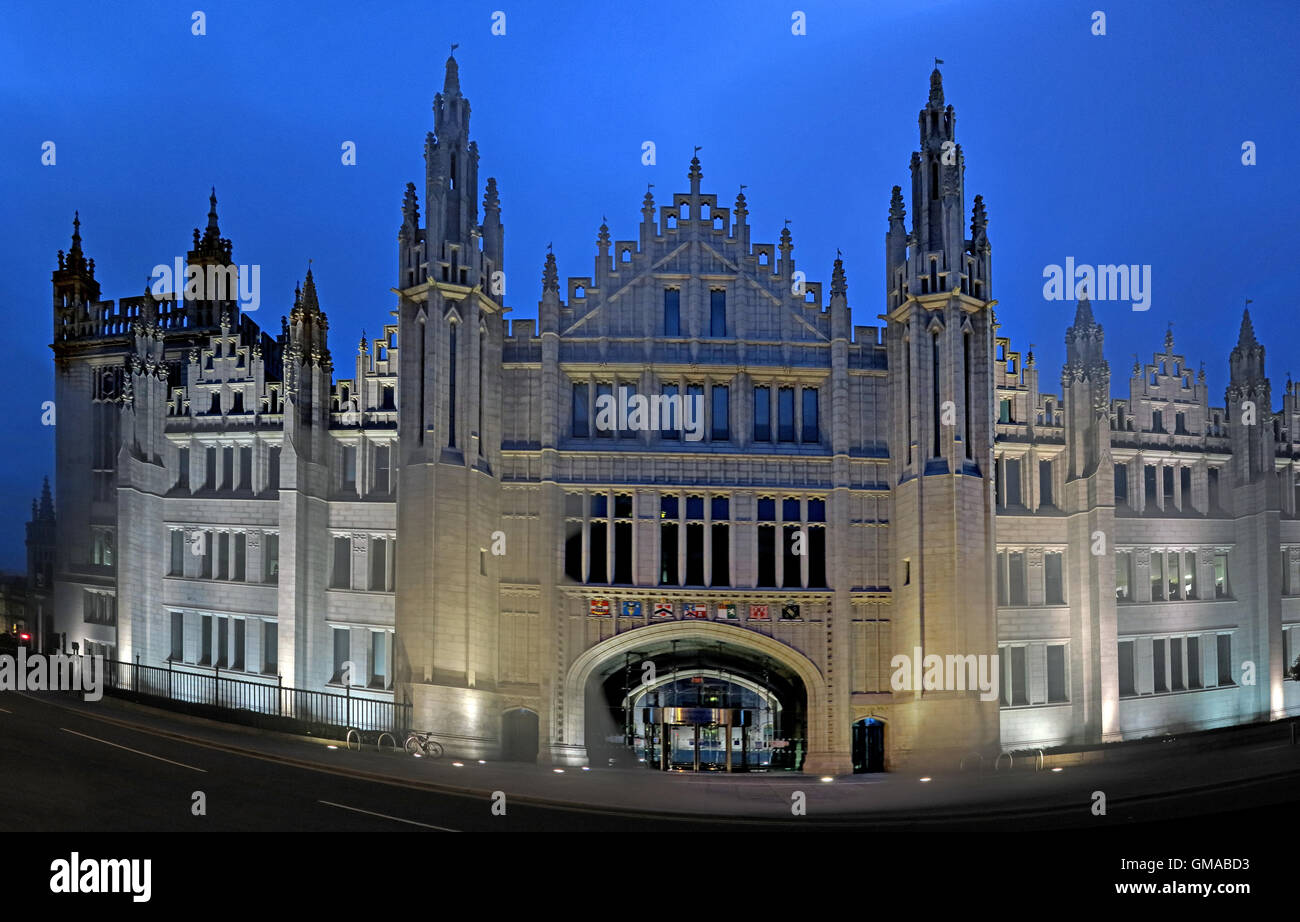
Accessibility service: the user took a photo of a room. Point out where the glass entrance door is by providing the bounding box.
[669,724,696,770]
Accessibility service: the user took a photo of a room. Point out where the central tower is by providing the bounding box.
[885,67,999,764]
[393,54,508,756]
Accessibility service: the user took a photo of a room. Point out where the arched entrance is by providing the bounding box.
[501,708,539,762]
[564,621,829,772]
[851,717,885,773]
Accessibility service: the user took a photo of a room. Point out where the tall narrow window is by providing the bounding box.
[447,323,457,448]
[1010,646,1027,705]
[1184,550,1198,599]
[931,332,941,457]
[754,387,771,442]
[801,388,818,443]
[572,383,590,438]
[1151,552,1165,601]
[1114,463,1128,505]
[370,538,388,591]
[417,318,426,445]
[332,628,350,684]
[1008,551,1026,605]
[170,611,183,662]
[1214,552,1229,598]
[1115,551,1132,600]
[342,445,357,491]
[710,497,730,587]
[239,446,252,490]
[1187,636,1202,689]
[595,383,613,438]
[1216,634,1233,685]
[778,387,795,442]
[1045,551,1064,604]
[613,494,633,583]
[619,385,638,439]
[370,632,387,688]
[904,335,913,464]
[1118,640,1135,696]
[659,495,679,585]
[200,615,212,665]
[711,385,729,441]
[963,331,973,459]
[1153,638,1167,692]
[177,447,190,489]
[757,498,777,588]
[685,496,705,585]
[1170,637,1184,690]
[664,289,680,336]
[1005,458,1022,506]
[588,494,608,584]
[265,533,279,584]
[710,289,726,337]
[662,384,680,441]
[222,446,234,490]
[233,619,245,671]
[374,444,391,494]
[1039,460,1054,507]
[1047,645,1067,702]
[332,536,351,589]
[169,530,184,576]
[216,616,229,668]
[234,533,246,581]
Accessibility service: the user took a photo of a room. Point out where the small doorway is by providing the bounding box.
[501,708,539,762]
[851,717,885,773]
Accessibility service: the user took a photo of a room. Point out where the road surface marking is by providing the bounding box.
[61,728,207,772]
[318,800,458,831]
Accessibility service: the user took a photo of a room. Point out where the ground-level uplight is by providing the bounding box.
[1051,767,1063,772]
[554,768,565,773]
[326,745,338,750]
[820,776,834,783]
[451,761,464,767]
[919,777,931,783]
[581,766,590,771]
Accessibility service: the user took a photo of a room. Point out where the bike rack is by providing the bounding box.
[959,751,984,771]
[1031,748,1045,771]
[377,732,397,752]
[994,750,1013,771]
[345,728,361,751]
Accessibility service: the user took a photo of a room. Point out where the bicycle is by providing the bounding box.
[404,730,444,758]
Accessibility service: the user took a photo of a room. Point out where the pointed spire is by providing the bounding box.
[734,185,748,220]
[39,476,54,521]
[1164,322,1174,354]
[206,187,220,235]
[779,221,793,255]
[483,176,500,212]
[543,250,559,293]
[929,62,945,107]
[970,193,987,239]
[1237,307,1257,348]
[301,263,320,316]
[444,50,461,95]
[63,211,90,275]
[888,186,906,227]
[689,147,703,194]
[1073,295,1095,328]
[831,249,847,296]
[597,216,610,251]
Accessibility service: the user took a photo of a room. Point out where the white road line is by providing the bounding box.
[0,706,12,714]
[318,800,458,831]
[61,727,207,772]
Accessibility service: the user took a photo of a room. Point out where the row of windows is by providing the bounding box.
[331,536,396,592]
[996,550,1066,606]
[1114,463,1222,512]
[571,381,820,444]
[663,288,728,338]
[169,611,275,675]
[563,493,829,589]
[168,529,279,584]
[330,627,395,689]
[175,445,280,494]
[1117,633,1234,696]
[995,457,1056,509]
[82,590,116,626]
[1114,549,1229,602]
[999,642,1069,707]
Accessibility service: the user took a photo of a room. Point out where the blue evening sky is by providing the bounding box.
[0,0,1296,569]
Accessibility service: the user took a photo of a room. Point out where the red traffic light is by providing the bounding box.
[18,633,30,642]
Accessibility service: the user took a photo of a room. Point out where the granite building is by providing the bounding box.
[43,58,1300,773]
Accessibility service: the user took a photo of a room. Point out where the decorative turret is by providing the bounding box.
[481,176,504,289]
[1226,306,1273,482]
[52,213,101,332]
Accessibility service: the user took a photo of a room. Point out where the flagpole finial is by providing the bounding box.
[450,42,459,56]
[935,56,944,69]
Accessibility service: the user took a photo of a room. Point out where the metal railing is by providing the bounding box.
[93,656,410,740]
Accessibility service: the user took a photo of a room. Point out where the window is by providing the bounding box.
[370,538,390,591]
[1008,551,1026,605]
[754,387,771,441]
[216,616,228,668]
[1183,550,1197,597]
[1047,645,1067,702]
[448,322,457,448]
[1045,551,1064,604]
[757,497,777,588]
[1151,551,1165,601]
[664,289,680,336]
[613,494,633,583]
[659,495,678,585]
[267,447,280,492]
[222,446,234,490]
[170,611,183,662]
[1114,463,1128,505]
[999,398,1012,424]
[342,445,357,491]
[169,530,184,576]
[802,388,819,443]
[619,385,638,439]
[239,446,252,489]
[572,383,589,438]
[711,386,729,441]
[204,447,217,490]
[1217,634,1233,685]
[710,289,726,337]
[685,496,705,585]
[263,621,277,675]
[1180,467,1192,509]
[234,533,246,581]
[1153,637,1167,692]
[332,536,352,589]
[265,533,279,584]
[594,383,613,438]
[232,619,245,671]
[710,497,730,587]
[1187,635,1202,689]
[1010,646,1027,705]
[1170,637,1184,690]
[660,385,679,441]
[1004,458,1022,506]
[200,614,212,665]
[332,628,350,684]
[374,444,391,494]
[1152,409,1164,433]
[216,532,230,580]
[1165,550,1179,600]
[1214,552,1229,598]
[1115,551,1132,600]
[777,387,795,442]
[177,447,189,489]
[1118,640,1136,696]
[370,632,388,688]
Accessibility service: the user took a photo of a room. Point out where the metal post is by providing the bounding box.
[214,664,220,708]
[134,653,139,694]
[168,656,173,701]
[725,719,733,773]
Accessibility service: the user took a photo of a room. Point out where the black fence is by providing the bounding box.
[94,657,411,741]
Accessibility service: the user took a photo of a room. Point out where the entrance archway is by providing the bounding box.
[564,621,829,772]
[501,708,539,762]
[851,717,885,773]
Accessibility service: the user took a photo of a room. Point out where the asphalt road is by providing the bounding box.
[1,690,1298,834]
